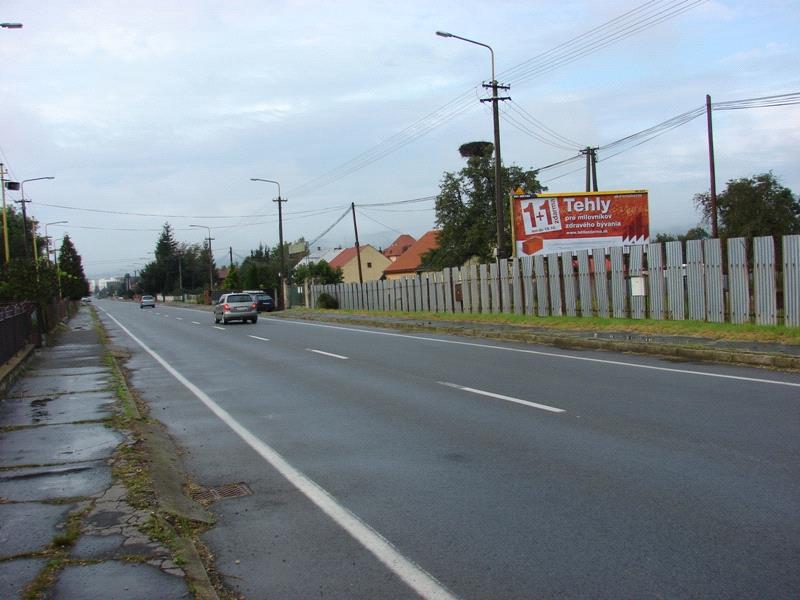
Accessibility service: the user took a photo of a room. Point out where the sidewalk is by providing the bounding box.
[0,307,202,599]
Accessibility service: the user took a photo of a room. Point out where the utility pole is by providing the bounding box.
[229,246,233,268]
[1,164,9,264]
[705,94,719,238]
[437,31,509,259]
[15,196,31,259]
[481,76,511,259]
[351,202,363,284]
[250,179,287,310]
[582,147,599,192]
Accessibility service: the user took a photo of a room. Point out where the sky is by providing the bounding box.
[1,0,798,279]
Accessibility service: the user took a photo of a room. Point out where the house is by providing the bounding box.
[294,246,342,269]
[382,234,416,262]
[383,230,440,281]
[329,244,391,283]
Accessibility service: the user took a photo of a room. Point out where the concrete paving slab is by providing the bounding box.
[0,557,47,598]
[0,460,112,501]
[51,562,190,599]
[0,503,75,557]
[0,423,122,467]
[7,372,113,400]
[0,391,116,426]
[70,533,167,561]
[30,366,112,377]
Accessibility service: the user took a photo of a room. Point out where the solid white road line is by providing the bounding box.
[212,326,225,331]
[176,317,183,321]
[439,382,565,413]
[101,310,458,600]
[306,348,349,360]
[248,335,270,342]
[272,319,800,388]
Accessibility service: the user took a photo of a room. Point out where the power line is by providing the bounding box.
[286,0,706,199]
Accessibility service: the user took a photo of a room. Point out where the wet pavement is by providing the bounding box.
[0,307,193,599]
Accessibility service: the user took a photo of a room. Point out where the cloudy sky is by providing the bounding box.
[1,0,798,278]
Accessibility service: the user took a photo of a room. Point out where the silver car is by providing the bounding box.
[214,293,258,324]
[140,295,156,308]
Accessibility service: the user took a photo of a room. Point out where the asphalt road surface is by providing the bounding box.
[96,299,800,599]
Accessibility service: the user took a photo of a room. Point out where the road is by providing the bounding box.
[95,299,800,599]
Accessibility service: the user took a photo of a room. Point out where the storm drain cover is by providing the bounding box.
[192,482,252,504]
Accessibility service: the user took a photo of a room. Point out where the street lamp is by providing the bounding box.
[14,176,55,259]
[436,31,509,258]
[250,178,288,310]
[190,224,214,301]
[44,221,68,265]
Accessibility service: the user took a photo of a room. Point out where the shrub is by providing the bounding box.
[317,293,339,309]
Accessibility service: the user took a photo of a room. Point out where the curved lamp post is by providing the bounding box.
[250,178,288,310]
[44,220,68,265]
[16,176,55,260]
[436,31,507,258]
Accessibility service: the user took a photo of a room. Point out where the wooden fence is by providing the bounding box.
[311,235,800,327]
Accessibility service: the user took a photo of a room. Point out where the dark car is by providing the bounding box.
[244,290,275,312]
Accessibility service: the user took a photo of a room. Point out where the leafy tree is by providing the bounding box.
[695,171,799,238]
[0,259,59,303]
[0,204,44,261]
[653,227,709,244]
[58,235,89,300]
[423,148,544,269]
[222,263,242,290]
[293,260,343,285]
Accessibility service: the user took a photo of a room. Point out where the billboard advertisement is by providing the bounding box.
[511,189,649,256]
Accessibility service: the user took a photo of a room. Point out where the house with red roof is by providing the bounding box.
[329,244,391,283]
[383,230,440,280]
[382,234,416,262]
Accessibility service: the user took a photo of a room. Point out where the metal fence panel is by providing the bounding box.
[522,256,535,316]
[490,262,500,314]
[547,253,562,317]
[577,250,592,317]
[469,264,480,314]
[753,236,777,325]
[512,259,523,315]
[609,246,626,319]
[499,258,510,313]
[704,238,724,323]
[561,251,577,317]
[685,240,705,321]
[783,235,800,327]
[665,241,685,321]
[727,237,750,324]
[591,248,610,318]
[628,245,646,320]
[479,264,490,314]
[647,243,665,320]
[534,255,549,317]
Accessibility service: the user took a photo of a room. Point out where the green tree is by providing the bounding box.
[58,235,89,300]
[293,259,343,285]
[222,263,242,290]
[695,172,799,238]
[653,227,709,244]
[423,148,544,269]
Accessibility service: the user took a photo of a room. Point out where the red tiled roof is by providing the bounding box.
[329,245,376,269]
[383,230,440,274]
[383,234,416,258]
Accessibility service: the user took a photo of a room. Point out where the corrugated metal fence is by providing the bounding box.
[311,235,800,327]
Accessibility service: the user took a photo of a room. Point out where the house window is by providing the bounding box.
[367,262,372,268]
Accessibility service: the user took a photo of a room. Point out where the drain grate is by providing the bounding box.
[192,482,252,504]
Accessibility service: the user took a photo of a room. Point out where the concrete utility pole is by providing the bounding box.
[190,225,214,300]
[582,147,599,192]
[351,202,364,284]
[250,178,288,309]
[1,164,9,264]
[705,94,719,238]
[437,31,510,258]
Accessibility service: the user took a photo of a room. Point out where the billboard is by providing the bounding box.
[511,189,649,256]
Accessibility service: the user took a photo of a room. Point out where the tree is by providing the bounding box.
[695,172,799,238]
[293,260,343,285]
[423,148,544,269]
[58,235,89,300]
[653,227,709,244]
[222,263,242,290]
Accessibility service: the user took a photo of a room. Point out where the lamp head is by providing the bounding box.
[436,31,453,38]
[1,23,23,29]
